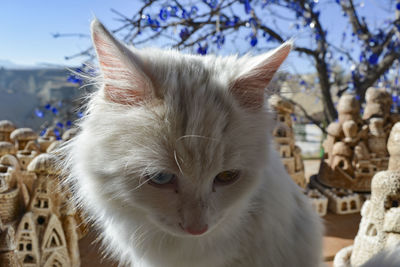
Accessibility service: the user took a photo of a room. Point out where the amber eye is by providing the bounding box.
[214,170,240,185]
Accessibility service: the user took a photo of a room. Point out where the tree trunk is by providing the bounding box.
[316,59,337,123]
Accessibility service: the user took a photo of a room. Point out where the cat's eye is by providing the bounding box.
[148,172,176,187]
[214,170,240,185]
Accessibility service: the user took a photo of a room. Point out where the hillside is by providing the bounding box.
[0,67,91,130]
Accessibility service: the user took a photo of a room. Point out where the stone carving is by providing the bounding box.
[10,128,38,151]
[0,121,16,143]
[318,88,399,192]
[304,188,328,216]
[0,222,18,266]
[311,179,361,215]
[0,121,85,266]
[269,95,306,188]
[334,122,400,266]
[269,95,328,216]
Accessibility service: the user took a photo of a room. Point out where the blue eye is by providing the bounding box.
[149,172,175,186]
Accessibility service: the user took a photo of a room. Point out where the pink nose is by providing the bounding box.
[180,224,208,235]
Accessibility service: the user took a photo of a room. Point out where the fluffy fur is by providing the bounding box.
[62,19,323,267]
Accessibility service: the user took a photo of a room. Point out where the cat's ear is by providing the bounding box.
[230,42,292,110]
[91,19,154,105]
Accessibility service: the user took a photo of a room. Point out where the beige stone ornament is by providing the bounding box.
[334,122,400,266]
[318,89,398,192]
[0,120,85,267]
[269,95,306,188]
[0,121,16,143]
[10,128,38,151]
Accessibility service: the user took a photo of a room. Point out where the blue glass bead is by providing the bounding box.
[181,9,189,19]
[39,129,47,136]
[225,17,239,26]
[66,120,72,127]
[197,44,208,55]
[45,104,51,110]
[51,107,58,114]
[209,0,218,8]
[54,128,61,137]
[250,36,258,47]
[190,6,199,16]
[169,6,178,16]
[214,33,225,48]
[150,19,160,31]
[179,28,190,40]
[368,53,378,64]
[249,18,257,27]
[35,109,44,118]
[159,8,170,21]
[56,122,64,129]
[244,0,251,14]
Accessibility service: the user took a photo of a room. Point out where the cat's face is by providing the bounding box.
[76,20,290,237]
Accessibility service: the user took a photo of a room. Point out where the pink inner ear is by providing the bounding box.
[230,67,277,110]
[230,43,291,110]
[93,32,150,105]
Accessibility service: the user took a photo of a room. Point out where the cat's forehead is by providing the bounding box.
[139,48,244,86]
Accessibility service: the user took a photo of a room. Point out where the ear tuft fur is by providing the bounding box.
[91,19,154,105]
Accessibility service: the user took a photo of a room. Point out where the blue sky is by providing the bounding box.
[0,0,395,73]
[0,0,140,67]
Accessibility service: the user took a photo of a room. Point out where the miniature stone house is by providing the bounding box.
[0,221,18,266]
[12,153,80,267]
[304,188,328,216]
[40,214,71,266]
[269,95,306,188]
[0,121,16,143]
[0,142,16,157]
[10,128,38,152]
[16,212,40,266]
[0,161,21,224]
[334,122,400,266]
[0,120,85,267]
[37,127,59,153]
[318,88,398,193]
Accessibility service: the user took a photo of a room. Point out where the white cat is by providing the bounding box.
[62,19,323,267]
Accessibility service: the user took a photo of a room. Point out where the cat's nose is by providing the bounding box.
[180,223,208,235]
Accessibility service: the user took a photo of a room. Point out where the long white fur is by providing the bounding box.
[61,19,323,267]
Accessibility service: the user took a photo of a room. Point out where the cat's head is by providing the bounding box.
[73,19,290,238]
